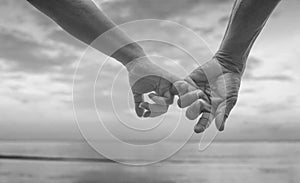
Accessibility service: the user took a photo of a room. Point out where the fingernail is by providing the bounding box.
[143,111,151,117]
[194,125,205,133]
[135,107,143,117]
[148,93,154,99]
[140,103,148,109]
[219,123,225,131]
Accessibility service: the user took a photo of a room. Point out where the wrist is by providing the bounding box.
[124,55,151,73]
[112,43,146,66]
[214,51,245,75]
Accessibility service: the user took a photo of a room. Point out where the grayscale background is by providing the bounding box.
[0,0,299,182]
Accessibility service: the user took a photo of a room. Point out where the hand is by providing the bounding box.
[126,57,181,118]
[177,58,241,133]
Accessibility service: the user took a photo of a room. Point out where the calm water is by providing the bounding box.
[0,141,299,183]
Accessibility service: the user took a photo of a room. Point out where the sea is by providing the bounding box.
[0,141,299,183]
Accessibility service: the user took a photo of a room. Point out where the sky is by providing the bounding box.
[0,0,300,141]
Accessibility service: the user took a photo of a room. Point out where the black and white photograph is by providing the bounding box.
[0,0,299,182]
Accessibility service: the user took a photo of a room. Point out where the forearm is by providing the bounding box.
[27,0,145,65]
[215,0,281,74]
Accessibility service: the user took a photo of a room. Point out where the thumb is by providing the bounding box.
[133,93,145,117]
[215,97,237,131]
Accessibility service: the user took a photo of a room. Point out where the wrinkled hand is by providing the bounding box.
[126,57,181,118]
[176,58,241,133]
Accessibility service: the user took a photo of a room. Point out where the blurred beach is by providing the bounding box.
[0,141,299,183]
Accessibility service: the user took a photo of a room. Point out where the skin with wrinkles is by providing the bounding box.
[26,0,281,134]
[26,0,210,118]
[178,0,281,133]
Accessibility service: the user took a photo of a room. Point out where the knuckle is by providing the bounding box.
[196,90,204,98]
[186,110,197,120]
[193,100,202,108]
[198,99,206,106]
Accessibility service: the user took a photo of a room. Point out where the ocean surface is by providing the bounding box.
[0,141,299,183]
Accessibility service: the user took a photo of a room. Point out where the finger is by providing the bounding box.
[214,97,237,131]
[185,99,211,120]
[133,94,144,117]
[163,90,174,105]
[149,90,174,105]
[194,112,214,133]
[140,102,168,114]
[177,90,209,108]
[149,93,167,105]
[149,112,166,118]
[172,80,196,96]
[215,113,226,131]
[184,76,199,89]
[142,110,166,118]
[143,110,151,118]
[142,110,165,118]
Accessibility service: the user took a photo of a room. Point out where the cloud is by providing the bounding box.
[1,0,300,141]
[218,15,230,25]
[253,75,293,81]
[258,102,290,114]
[0,0,81,73]
[193,27,215,35]
[100,0,234,21]
[100,0,233,44]
[101,0,205,23]
[242,56,293,82]
[243,56,262,79]
[26,3,57,30]
[47,29,86,49]
[240,88,256,94]
[0,30,77,72]
[0,0,56,40]
[256,94,298,114]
